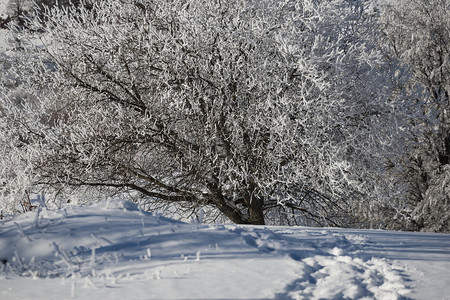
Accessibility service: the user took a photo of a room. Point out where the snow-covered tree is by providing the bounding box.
[0,86,36,214]
[381,0,450,232]
[0,0,395,225]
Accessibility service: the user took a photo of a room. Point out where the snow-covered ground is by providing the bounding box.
[0,0,7,17]
[0,199,449,300]
[0,0,9,51]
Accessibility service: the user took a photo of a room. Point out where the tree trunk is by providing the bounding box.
[243,183,265,225]
[247,196,265,225]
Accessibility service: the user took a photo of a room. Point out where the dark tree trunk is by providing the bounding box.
[247,196,265,225]
[242,182,265,225]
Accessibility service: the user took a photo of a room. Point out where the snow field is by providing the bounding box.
[0,199,449,299]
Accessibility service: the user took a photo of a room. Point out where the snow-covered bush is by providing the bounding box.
[0,0,397,225]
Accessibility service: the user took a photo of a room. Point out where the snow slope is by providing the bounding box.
[0,199,449,300]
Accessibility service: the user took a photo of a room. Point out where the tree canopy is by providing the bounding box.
[1,0,449,231]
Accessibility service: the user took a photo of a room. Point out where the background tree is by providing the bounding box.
[1,0,397,226]
[381,0,450,232]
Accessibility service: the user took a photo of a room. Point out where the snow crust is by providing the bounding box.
[1,199,449,299]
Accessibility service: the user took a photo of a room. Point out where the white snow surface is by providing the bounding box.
[0,199,449,300]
